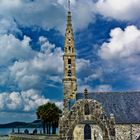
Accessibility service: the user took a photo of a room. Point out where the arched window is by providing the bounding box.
[85,103,90,115]
[84,124,91,139]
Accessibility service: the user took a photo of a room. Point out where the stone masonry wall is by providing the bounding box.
[116,124,140,140]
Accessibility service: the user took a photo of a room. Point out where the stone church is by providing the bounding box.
[59,1,140,140]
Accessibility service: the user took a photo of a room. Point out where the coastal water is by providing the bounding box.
[0,128,43,136]
[0,136,9,140]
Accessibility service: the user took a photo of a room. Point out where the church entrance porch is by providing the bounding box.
[73,124,103,140]
[59,93,116,140]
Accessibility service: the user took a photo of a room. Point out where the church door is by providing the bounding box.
[84,124,91,140]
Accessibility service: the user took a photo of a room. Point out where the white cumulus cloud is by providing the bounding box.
[0,89,62,112]
[0,0,140,34]
[0,34,34,66]
[99,25,140,60]
[0,0,96,32]
[7,35,63,90]
[0,34,64,113]
[0,17,21,35]
[98,25,140,90]
[96,0,140,22]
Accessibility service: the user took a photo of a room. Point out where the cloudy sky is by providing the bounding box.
[0,0,140,123]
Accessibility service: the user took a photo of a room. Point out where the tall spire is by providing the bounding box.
[63,0,77,110]
[67,0,72,27]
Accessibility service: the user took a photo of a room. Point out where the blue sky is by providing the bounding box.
[0,0,140,123]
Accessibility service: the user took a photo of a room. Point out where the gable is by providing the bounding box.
[76,92,140,124]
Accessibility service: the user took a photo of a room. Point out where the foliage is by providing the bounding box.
[36,102,62,134]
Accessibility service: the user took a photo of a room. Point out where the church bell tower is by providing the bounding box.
[63,0,77,109]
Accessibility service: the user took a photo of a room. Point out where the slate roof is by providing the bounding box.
[76,92,140,124]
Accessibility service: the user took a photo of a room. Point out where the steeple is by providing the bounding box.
[66,0,72,28]
[66,0,73,34]
[68,0,71,12]
[63,0,77,110]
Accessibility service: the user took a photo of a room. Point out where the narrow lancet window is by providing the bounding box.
[85,103,90,115]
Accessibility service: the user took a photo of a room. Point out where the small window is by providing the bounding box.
[68,59,71,64]
[68,70,72,77]
[68,46,71,51]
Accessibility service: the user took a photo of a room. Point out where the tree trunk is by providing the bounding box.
[52,123,56,134]
[54,126,56,134]
[46,123,49,134]
[43,122,46,134]
[48,123,51,134]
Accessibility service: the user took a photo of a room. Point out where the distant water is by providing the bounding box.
[0,128,43,136]
[0,136,9,140]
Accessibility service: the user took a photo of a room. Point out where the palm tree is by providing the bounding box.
[36,102,62,134]
[49,103,62,134]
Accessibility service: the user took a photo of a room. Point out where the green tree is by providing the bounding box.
[36,102,62,134]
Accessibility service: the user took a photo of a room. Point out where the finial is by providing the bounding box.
[84,88,88,99]
[68,0,71,12]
